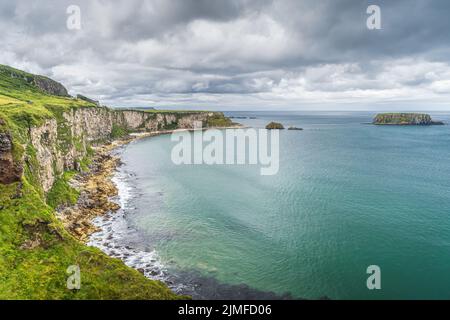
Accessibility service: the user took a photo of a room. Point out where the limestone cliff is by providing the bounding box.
[0,64,228,299]
[26,107,224,193]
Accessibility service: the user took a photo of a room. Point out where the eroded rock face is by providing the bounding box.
[33,76,69,97]
[0,132,22,184]
[24,108,217,193]
[29,119,61,191]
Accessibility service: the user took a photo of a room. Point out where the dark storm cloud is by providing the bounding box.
[1,0,450,109]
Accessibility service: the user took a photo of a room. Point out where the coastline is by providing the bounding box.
[58,126,245,295]
[57,128,197,242]
[75,125,305,300]
[58,126,243,241]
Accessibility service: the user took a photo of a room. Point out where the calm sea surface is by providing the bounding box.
[91,111,450,299]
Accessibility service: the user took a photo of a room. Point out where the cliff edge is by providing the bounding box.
[0,64,232,299]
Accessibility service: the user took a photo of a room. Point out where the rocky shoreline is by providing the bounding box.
[57,131,168,242]
[57,140,126,241]
[57,126,244,242]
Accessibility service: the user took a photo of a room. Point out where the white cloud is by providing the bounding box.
[1,0,450,110]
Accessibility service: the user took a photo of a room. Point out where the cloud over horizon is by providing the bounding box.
[1,0,450,110]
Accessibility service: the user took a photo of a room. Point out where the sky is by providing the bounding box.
[2,0,450,111]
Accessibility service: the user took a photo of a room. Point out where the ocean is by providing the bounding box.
[88,111,450,299]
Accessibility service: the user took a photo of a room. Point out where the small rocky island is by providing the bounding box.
[288,126,303,131]
[373,113,444,126]
[266,122,285,129]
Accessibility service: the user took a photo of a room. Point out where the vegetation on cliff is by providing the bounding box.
[0,64,227,299]
[46,171,80,210]
[373,113,444,125]
[206,113,236,127]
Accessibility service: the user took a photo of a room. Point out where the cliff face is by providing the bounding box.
[0,64,218,299]
[0,131,22,184]
[24,107,219,192]
[33,76,69,97]
[373,113,444,125]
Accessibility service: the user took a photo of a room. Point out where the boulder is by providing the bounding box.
[266,122,285,130]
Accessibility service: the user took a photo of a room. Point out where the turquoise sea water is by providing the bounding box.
[109,111,450,299]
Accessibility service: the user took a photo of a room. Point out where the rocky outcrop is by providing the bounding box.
[58,145,121,242]
[0,65,69,97]
[373,113,444,125]
[33,76,69,97]
[0,131,23,184]
[266,122,285,129]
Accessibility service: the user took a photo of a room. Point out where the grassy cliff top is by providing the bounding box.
[0,65,100,129]
[0,65,218,129]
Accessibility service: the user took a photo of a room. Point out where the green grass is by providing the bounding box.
[206,113,235,127]
[0,64,186,300]
[0,95,24,105]
[0,180,182,300]
[46,171,80,209]
[0,65,97,130]
[110,123,128,139]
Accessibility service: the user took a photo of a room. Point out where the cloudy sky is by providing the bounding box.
[2,0,450,110]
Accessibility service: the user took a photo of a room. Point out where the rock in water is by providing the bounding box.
[373,113,444,125]
[266,122,285,129]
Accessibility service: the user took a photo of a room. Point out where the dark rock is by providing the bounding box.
[137,268,145,274]
[0,132,23,184]
[265,122,285,130]
[288,126,303,131]
[33,75,69,97]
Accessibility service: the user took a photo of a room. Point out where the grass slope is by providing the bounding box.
[0,65,183,299]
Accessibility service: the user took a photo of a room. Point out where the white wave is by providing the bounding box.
[87,164,186,294]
